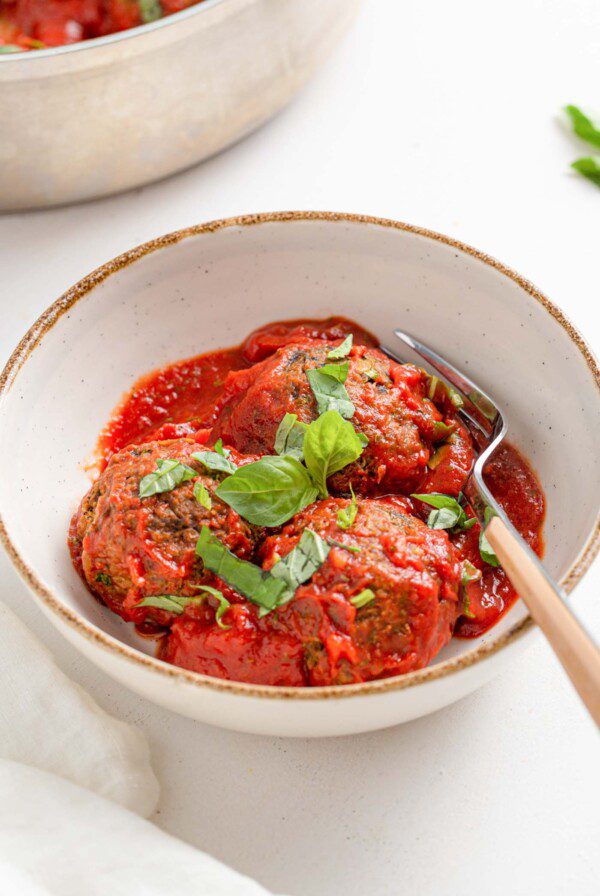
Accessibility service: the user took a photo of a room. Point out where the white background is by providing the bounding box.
[1,1,599,894]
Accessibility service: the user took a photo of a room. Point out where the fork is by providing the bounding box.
[382,330,600,726]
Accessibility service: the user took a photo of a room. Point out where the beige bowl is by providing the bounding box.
[0,212,598,736]
[0,0,360,210]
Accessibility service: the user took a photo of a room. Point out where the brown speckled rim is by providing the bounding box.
[1,211,599,702]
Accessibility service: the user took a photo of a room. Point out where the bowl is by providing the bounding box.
[1,211,598,737]
[0,0,360,211]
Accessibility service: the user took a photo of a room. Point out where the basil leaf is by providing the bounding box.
[307,368,355,419]
[337,485,358,530]
[95,572,112,586]
[432,421,454,442]
[304,410,365,498]
[461,559,481,586]
[327,334,353,360]
[192,449,237,476]
[0,45,23,54]
[571,156,600,187]
[136,594,195,614]
[269,529,331,606]
[138,0,162,23]
[215,455,318,527]
[565,105,600,149]
[350,589,375,608]
[319,361,349,382]
[139,458,197,498]
[213,438,229,457]
[193,480,212,510]
[274,413,308,461]
[428,506,462,529]
[196,526,287,610]
[327,537,361,554]
[479,507,500,567]
[194,585,231,629]
[427,375,464,410]
[411,492,476,532]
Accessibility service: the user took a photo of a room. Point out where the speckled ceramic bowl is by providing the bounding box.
[1,212,598,736]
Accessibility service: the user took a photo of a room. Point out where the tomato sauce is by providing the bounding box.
[0,0,202,51]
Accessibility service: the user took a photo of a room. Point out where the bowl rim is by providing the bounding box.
[0,0,229,61]
[1,210,599,701]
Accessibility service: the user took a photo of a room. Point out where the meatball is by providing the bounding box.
[161,497,463,686]
[69,438,260,625]
[211,340,472,495]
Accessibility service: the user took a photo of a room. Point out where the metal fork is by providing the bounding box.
[382,330,600,726]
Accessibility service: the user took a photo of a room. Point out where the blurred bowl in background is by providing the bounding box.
[0,0,361,211]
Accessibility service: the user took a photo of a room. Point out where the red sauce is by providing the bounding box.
[95,317,545,646]
[0,0,202,51]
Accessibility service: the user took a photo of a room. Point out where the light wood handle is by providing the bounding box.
[486,516,600,727]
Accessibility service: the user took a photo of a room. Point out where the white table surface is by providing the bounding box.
[1,1,599,893]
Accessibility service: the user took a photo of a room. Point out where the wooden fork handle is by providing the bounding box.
[486,516,600,726]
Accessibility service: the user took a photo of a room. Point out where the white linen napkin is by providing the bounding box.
[0,603,276,895]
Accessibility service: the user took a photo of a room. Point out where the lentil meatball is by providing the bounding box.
[69,438,260,625]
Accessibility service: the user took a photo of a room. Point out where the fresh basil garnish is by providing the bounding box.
[192,447,237,476]
[267,529,331,610]
[136,585,231,628]
[571,156,600,187]
[138,0,162,23]
[411,492,476,532]
[327,537,361,554]
[303,410,365,498]
[327,334,353,360]
[195,526,329,615]
[215,455,318,526]
[193,585,231,629]
[337,485,358,530]
[350,589,375,608]
[193,480,212,510]
[307,365,355,419]
[139,458,197,498]
[274,413,308,461]
[479,507,500,567]
[0,44,23,54]
[565,105,600,149]
[432,421,454,442]
[460,561,480,619]
[95,572,112,586]
[427,375,464,410]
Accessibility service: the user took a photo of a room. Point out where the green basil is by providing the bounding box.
[138,0,162,23]
[479,507,500,567]
[337,485,358,530]
[213,439,228,456]
[327,537,361,554]
[215,455,318,526]
[432,421,454,442]
[411,492,476,532]
[350,589,375,608]
[0,45,23,54]
[139,458,197,498]
[193,480,212,510]
[192,448,237,476]
[571,156,600,187]
[193,585,231,629]
[136,586,231,628]
[95,572,112,586]
[565,105,600,149]
[427,375,464,410]
[274,413,308,461]
[327,334,353,360]
[303,410,365,498]
[307,367,355,419]
[267,529,331,610]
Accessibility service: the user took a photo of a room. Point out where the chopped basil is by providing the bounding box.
[138,0,162,24]
[307,367,355,419]
[350,589,375,608]
[139,458,197,498]
[268,529,331,608]
[136,586,231,628]
[274,413,308,461]
[479,507,500,567]
[571,156,600,187]
[327,334,353,360]
[194,585,231,629]
[213,439,228,456]
[304,410,365,498]
[0,45,23,54]
[195,526,329,615]
[216,455,318,527]
[411,492,476,533]
[327,537,361,554]
[460,561,480,619]
[337,485,358,530]
[95,572,112,586]
[193,480,212,510]
[564,105,600,149]
[192,447,237,476]
[363,366,379,381]
[432,420,455,442]
[427,375,464,410]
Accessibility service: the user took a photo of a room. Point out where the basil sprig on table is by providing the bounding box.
[564,105,600,188]
[196,525,330,616]
[138,0,162,23]
[307,361,355,419]
[139,458,197,498]
[137,585,231,629]
[274,413,308,461]
[327,334,353,360]
[216,409,366,525]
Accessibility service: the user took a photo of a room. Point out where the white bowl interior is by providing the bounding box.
[1,217,598,671]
